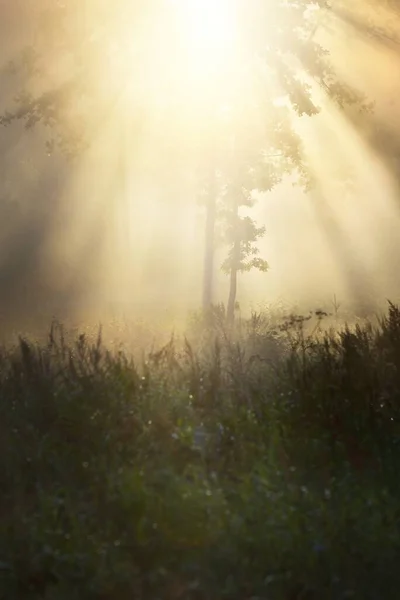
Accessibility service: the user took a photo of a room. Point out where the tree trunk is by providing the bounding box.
[226,249,238,325]
[202,170,217,312]
[226,194,241,325]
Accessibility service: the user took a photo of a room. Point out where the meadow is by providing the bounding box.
[1,302,400,599]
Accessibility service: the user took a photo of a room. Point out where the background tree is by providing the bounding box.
[192,0,372,316]
[221,205,269,324]
[0,0,373,317]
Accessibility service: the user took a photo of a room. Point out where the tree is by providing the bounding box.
[191,0,373,319]
[332,0,400,49]
[0,0,372,317]
[221,203,269,324]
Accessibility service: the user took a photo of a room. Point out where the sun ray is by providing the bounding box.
[174,0,238,60]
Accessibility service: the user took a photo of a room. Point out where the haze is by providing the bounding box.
[0,0,400,342]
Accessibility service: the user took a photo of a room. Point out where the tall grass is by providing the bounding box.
[1,303,400,599]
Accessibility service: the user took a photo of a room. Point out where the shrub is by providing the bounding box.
[2,305,400,599]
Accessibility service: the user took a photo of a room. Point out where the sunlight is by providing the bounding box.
[99,0,244,117]
[175,0,238,63]
[165,0,243,111]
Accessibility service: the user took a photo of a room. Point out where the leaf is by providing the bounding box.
[240,257,269,273]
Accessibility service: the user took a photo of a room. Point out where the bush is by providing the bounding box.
[2,305,400,599]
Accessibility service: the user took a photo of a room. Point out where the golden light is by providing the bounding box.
[97,0,243,118]
[174,0,239,67]
[11,0,399,323]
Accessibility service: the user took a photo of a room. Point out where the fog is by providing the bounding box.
[1,1,400,340]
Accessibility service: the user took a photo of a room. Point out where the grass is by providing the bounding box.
[1,302,400,599]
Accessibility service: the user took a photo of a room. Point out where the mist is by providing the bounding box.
[1,1,400,341]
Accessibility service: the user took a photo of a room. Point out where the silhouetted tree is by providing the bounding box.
[0,0,373,317]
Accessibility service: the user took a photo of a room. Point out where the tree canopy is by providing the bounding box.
[0,0,377,315]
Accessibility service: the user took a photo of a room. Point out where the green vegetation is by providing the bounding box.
[2,302,400,599]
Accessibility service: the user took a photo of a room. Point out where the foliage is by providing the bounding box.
[221,214,269,274]
[2,304,400,598]
[194,0,373,305]
[0,1,375,311]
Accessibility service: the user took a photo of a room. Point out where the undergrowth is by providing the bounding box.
[2,302,400,599]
